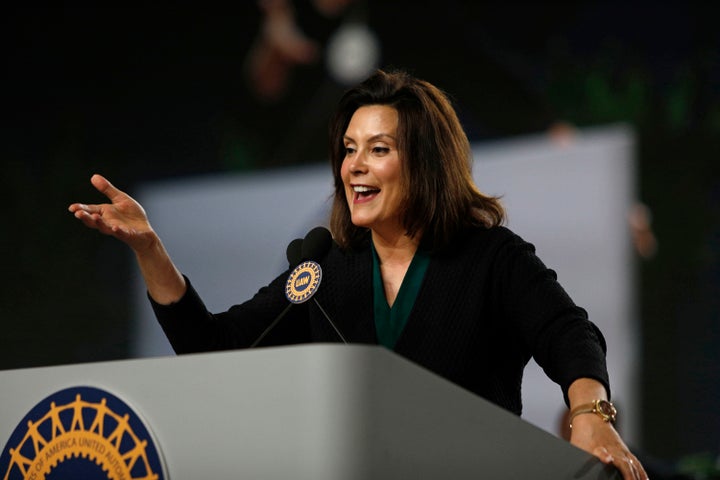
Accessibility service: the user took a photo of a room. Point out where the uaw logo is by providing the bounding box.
[0,386,166,480]
[285,260,322,304]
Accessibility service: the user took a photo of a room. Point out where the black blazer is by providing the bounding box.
[153,226,610,415]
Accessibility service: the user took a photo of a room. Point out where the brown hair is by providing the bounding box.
[329,69,505,251]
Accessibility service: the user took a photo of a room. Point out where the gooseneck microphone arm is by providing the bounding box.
[312,298,347,343]
[249,236,304,348]
[249,303,293,348]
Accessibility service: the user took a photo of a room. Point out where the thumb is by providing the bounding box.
[91,174,125,203]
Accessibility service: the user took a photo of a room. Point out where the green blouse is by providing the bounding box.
[371,242,431,349]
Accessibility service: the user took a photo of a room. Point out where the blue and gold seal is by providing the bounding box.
[285,260,322,304]
[0,386,166,480]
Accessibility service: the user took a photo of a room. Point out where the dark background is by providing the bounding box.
[2,3,719,467]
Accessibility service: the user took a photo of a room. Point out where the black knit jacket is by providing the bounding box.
[152,226,610,415]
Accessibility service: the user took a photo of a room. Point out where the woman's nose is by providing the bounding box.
[348,150,368,174]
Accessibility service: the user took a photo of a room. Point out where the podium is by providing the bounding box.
[0,344,620,479]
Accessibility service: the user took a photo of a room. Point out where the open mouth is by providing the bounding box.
[353,185,380,201]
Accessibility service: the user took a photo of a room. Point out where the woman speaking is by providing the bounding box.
[70,69,647,480]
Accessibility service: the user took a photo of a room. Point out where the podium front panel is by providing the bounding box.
[0,344,619,479]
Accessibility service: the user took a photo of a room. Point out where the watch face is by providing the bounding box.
[597,400,617,418]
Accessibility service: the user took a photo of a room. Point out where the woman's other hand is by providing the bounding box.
[69,174,186,304]
[69,174,157,253]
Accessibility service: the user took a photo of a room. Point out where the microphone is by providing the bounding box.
[288,227,346,343]
[251,227,346,347]
[300,226,332,261]
[286,238,303,268]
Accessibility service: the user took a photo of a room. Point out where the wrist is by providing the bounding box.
[132,229,162,257]
[569,399,617,429]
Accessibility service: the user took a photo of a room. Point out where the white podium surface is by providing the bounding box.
[0,345,619,479]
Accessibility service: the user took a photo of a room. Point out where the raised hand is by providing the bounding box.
[69,174,156,253]
[69,174,186,304]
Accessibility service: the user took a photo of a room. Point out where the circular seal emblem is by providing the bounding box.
[0,386,166,480]
[285,260,322,304]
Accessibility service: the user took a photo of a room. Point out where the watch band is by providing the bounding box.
[568,399,617,429]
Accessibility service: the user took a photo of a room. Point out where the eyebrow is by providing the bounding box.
[343,133,396,143]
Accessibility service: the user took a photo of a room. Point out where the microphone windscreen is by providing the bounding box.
[286,238,303,268]
[301,226,332,261]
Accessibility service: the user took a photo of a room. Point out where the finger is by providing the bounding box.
[91,174,126,203]
[628,455,648,480]
[611,454,647,480]
[609,456,634,480]
[69,203,103,215]
[73,209,115,235]
[73,209,102,230]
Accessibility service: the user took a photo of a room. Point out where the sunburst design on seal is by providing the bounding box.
[285,261,322,304]
[2,390,162,480]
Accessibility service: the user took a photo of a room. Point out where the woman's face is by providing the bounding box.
[340,105,404,237]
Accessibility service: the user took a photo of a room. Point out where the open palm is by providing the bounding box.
[69,174,156,252]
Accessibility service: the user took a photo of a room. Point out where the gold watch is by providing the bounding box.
[568,399,617,428]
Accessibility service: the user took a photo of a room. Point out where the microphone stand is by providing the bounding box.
[250,303,293,348]
[313,298,347,344]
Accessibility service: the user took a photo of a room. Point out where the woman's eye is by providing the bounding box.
[344,146,356,155]
[372,146,390,154]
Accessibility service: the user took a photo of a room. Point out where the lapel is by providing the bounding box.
[392,232,474,352]
[392,255,441,351]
